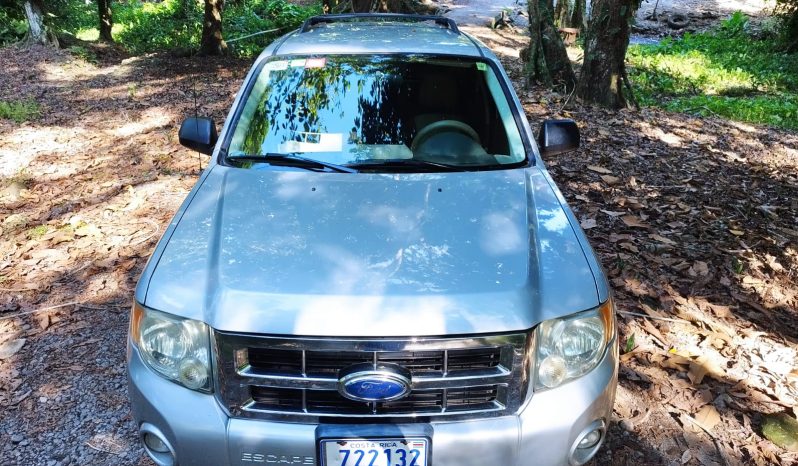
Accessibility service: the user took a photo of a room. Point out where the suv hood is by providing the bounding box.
[141,166,599,336]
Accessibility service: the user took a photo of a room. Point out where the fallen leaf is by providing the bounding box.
[619,242,639,253]
[580,218,597,229]
[649,234,677,245]
[600,175,620,185]
[688,355,725,385]
[622,215,649,229]
[601,210,626,217]
[688,261,710,277]
[0,339,26,359]
[693,405,721,431]
[660,353,692,371]
[587,165,612,174]
[762,413,798,451]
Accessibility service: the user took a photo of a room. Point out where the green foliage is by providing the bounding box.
[775,0,798,50]
[114,0,203,54]
[225,0,320,57]
[0,99,40,123]
[624,333,635,353]
[762,413,798,451]
[662,95,798,129]
[719,10,749,36]
[26,224,48,240]
[1,0,319,56]
[68,45,97,63]
[0,7,27,46]
[111,0,319,56]
[628,12,798,130]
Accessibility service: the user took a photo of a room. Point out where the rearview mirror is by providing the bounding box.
[179,117,218,155]
[537,119,580,156]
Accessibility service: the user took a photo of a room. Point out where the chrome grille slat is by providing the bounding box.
[215,332,531,422]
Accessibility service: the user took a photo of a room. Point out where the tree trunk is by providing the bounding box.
[553,0,572,28]
[576,0,636,108]
[23,0,57,46]
[199,0,227,55]
[522,0,576,92]
[98,0,113,42]
[570,0,586,29]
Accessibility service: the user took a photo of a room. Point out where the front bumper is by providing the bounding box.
[127,339,617,466]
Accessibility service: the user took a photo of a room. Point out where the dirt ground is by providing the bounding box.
[634,0,771,36]
[1,12,798,466]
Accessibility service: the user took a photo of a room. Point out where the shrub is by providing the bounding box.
[225,0,321,56]
[0,99,41,123]
[627,12,798,129]
[775,0,798,51]
[0,7,27,46]
[115,0,204,54]
[113,0,319,56]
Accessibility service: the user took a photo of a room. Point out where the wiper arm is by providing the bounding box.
[348,159,466,172]
[227,152,358,173]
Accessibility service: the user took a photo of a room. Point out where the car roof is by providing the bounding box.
[269,14,486,58]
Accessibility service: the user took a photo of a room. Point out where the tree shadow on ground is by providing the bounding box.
[0,45,251,466]
[524,96,798,465]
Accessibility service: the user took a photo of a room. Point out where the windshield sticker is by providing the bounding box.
[476,62,487,71]
[305,57,327,69]
[290,59,306,68]
[278,133,343,153]
[264,60,289,71]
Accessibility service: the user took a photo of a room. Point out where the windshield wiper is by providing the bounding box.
[347,159,467,172]
[226,152,358,173]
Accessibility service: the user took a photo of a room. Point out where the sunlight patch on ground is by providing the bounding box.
[0,126,90,177]
[726,120,759,134]
[461,26,523,59]
[636,121,684,147]
[112,108,175,138]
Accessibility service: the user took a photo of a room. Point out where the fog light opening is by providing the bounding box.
[577,428,602,449]
[144,433,169,453]
[140,423,176,466]
[569,420,606,466]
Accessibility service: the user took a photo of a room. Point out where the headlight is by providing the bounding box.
[533,300,615,391]
[131,303,213,393]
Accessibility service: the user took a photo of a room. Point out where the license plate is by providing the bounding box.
[320,438,429,466]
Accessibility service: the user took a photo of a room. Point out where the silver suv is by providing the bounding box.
[127,14,617,466]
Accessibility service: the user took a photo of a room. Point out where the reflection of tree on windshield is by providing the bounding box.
[241,57,413,157]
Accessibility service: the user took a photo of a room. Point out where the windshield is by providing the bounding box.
[226,55,528,170]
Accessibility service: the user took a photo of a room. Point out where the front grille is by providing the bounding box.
[215,333,530,421]
[249,385,502,415]
[246,346,502,378]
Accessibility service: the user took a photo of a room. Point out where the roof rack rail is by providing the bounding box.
[299,13,460,34]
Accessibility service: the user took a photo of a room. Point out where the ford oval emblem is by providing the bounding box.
[338,363,412,402]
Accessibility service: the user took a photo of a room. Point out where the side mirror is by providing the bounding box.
[537,119,580,156]
[179,117,218,155]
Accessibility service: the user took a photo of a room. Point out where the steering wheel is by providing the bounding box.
[411,120,481,153]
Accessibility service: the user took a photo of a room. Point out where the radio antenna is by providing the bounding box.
[191,72,202,173]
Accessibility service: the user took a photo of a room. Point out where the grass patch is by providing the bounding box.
[68,45,98,64]
[0,99,41,123]
[627,12,798,130]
